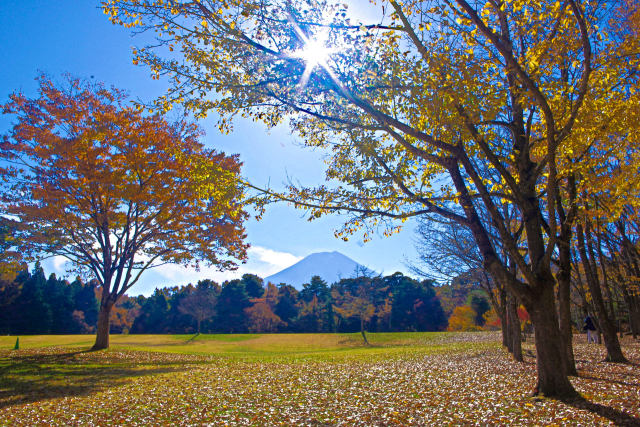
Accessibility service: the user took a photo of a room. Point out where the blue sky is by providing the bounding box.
[0,1,421,295]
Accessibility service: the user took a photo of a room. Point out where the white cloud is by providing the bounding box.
[132,246,302,294]
[52,255,70,271]
[38,246,303,296]
[247,246,302,276]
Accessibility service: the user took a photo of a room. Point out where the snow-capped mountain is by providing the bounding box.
[265,251,376,289]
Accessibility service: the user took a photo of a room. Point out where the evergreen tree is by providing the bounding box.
[73,279,99,332]
[468,292,491,327]
[130,289,169,333]
[216,280,251,333]
[388,273,447,332]
[241,274,265,299]
[0,274,22,334]
[297,276,333,332]
[13,264,52,334]
[46,273,75,334]
[274,284,299,330]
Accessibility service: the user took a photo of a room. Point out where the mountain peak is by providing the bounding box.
[265,251,375,289]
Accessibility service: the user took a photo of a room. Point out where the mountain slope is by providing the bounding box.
[265,251,375,289]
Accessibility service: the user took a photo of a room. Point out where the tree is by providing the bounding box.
[388,273,447,332]
[130,288,170,334]
[413,216,523,360]
[45,273,76,334]
[332,277,381,344]
[299,276,334,332]
[72,278,99,332]
[12,264,52,334]
[245,282,285,332]
[241,274,265,299]
[216,279,252,332]
[447,306,480,332]
[468,292,490,327]
[295,295,326,333]
[0,76,247,349]
[179,283,218,334]
[104,0,638,397]
[0,216,25,282]
[274,283,300,329]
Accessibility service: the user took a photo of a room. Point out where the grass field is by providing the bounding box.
[1,332,639,425]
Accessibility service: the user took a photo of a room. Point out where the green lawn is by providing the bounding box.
[0,331,469,362]
[1,332,638,425]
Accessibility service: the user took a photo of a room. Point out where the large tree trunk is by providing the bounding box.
[557,239,577,375]
[451,152,576,398]
[577,222,628,363]
[527,286,577,398]
[506,294,523,362]
[92,300,113,350]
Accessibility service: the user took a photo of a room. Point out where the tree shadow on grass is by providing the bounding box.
[0,349,195,409]
[563,396,640,427]
[578,373,640,388]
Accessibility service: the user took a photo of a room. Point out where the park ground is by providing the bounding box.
[0,332,639,425]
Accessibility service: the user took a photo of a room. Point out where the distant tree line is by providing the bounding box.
[0,264,98,335]
[1,268,448,335]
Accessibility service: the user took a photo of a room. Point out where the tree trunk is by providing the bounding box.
[506,294,523,362]
[557,241,577,375]
[501,306,509,350]
[360,318,369,345]
[621,287,640,339]
[577,222,628,363]
[92,301,113,350]
[449,155,575,397]
[527,286,577,398]
[631,308,640,339]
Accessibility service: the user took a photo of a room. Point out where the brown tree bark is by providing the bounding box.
[576,222,628,363]
[92,300,114,350]
[500,305,509,350]
[557,239,577,375]
[360,318,369,345]
[527,285,576,398]
[449,159,577,398]
[506,294,523,362]
[556,176,577,375]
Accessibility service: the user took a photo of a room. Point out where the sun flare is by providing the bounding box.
[291,30,337,88]
[296,37,335,69]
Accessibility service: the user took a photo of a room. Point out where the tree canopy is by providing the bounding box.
[0,76,248,348]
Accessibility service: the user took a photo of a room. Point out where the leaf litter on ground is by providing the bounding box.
[0,332,638,426]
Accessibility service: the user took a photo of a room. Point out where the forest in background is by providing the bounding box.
[1,265,494,335]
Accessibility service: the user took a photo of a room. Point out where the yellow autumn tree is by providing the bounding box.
[447,306,481,332]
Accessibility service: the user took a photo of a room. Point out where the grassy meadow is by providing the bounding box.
[1,332,639,425]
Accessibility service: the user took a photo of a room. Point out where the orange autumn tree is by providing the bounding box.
[447,306,480,332]
[0,76,248,350]
[245,283,285,332]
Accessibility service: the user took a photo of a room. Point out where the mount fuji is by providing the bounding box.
[265,251,376,289]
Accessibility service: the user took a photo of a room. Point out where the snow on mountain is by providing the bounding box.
[264,251,376,289]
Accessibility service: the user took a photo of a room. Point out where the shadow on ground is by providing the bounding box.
[0,349,195,409]
[565,397,640,426]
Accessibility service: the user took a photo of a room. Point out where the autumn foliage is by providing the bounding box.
[0,76,248,349]
[447,306,481,332]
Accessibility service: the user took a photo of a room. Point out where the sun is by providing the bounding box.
[291,30,336,88]
[295,37,335,69]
